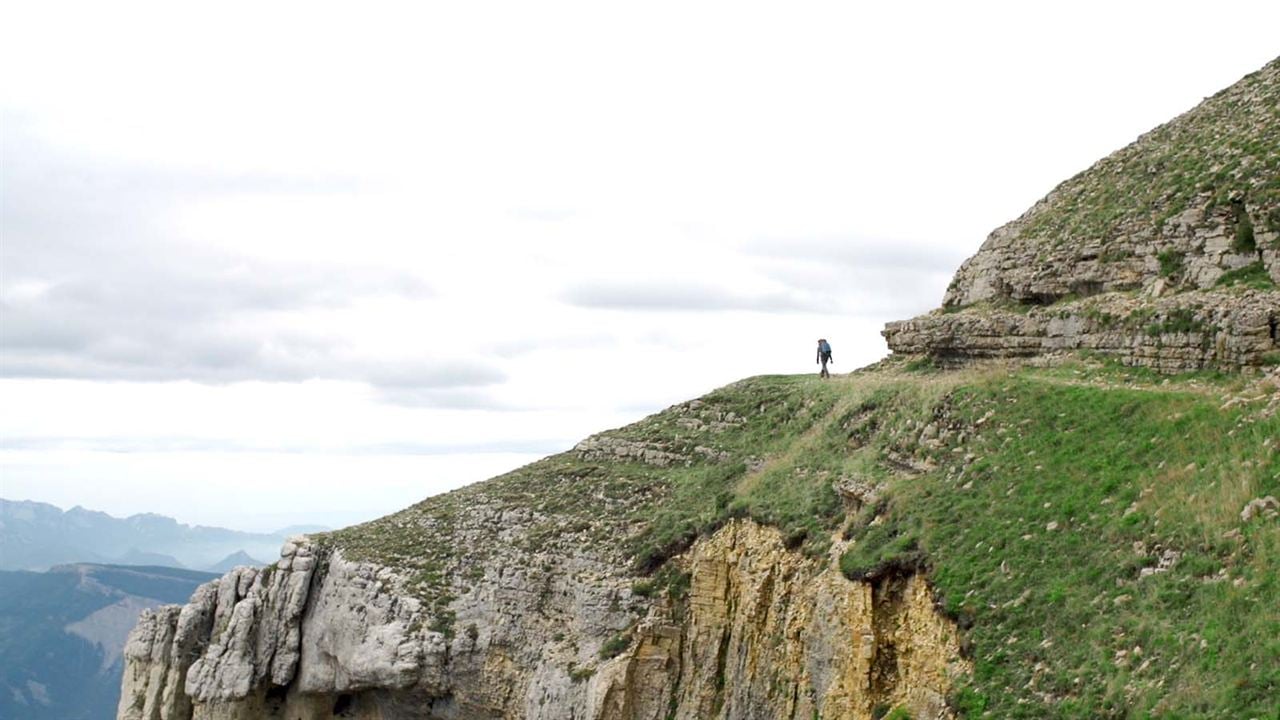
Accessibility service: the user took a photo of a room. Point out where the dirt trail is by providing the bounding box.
[733,383,862,497]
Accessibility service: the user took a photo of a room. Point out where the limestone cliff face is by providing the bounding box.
[594,522,966,720]
[118,522,965,720]
[884,57,1280,371]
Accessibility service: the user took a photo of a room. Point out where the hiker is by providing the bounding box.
[816,338,833,378]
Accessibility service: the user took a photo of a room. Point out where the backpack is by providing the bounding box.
[820,340,831,354]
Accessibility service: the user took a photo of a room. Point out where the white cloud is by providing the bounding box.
[3,0,1278,529]
[562,281,824,313]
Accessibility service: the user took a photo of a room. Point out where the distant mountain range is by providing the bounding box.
[0,501,326,719]
[0,498,328,572]
[204,549,269,574]
[0,563,217,720]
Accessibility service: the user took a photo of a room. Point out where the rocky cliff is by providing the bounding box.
[116,364,985,720]
[119,522,965,720]
[116,360,1280,718]
[884,57,1280,371]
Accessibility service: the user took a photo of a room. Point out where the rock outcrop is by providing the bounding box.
[118,521,964,720]
[884,57,1280,371]
[884,288,1277,371]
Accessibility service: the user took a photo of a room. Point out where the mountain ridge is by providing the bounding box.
[0,498,324,571]
[0,563,215,720]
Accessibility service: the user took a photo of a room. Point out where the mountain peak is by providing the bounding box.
[884,57,1279,372]
[204,551,267,574]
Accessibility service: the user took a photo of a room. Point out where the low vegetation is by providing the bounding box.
[320,354,1278,718]
[1011,62,1279,258]
[1156,249,1184,278]
[1232,200,1257,253]
[1215,261,1276,290]
[854,362,1278,717]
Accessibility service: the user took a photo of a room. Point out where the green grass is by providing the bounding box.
[631,563,690,601]
[1233,201,1257,253]
[838,507,925,581]
[1001,60,1279,268]
[904,355,943,372]
[1215,261,1276,290]
[599,632,631,660]
[318,357,1278,718]
[838,367,1279,718]
[1157,249,1184,278]
[1145,307,1209,337]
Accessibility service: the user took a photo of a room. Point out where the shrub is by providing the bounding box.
[871,706,911,720]
[630,579,656,597]
[1146,307,1206,336]
[428,611,456,639]
[1232,202,1256,253]
[631,564,690,601]
[1157,249,1185,277]
[905,356,941,373]
[839,511,926,582]
[1214,261,1275,290]
[599,633,630,660]
[950,686,988,715]
[1099,246,1131,263]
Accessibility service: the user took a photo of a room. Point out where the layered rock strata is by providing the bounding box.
[885,57,1280,370]
[885,289,1278,372]
[118,521,965,720]
[594,522,966,720]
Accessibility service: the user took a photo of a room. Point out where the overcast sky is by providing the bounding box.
[2,1,1277,532]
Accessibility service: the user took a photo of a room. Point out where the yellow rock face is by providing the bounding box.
[594,520,969,720]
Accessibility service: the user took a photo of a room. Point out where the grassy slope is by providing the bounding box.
[1019,58,1280,248]
[325,358,1278,717]
[848,362,1279,718]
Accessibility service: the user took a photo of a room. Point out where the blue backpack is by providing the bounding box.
[820,340,831,354]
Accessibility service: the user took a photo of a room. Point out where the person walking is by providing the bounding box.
[816,338,833,378]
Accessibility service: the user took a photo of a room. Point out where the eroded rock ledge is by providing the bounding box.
[884,289,1279,372]
[118,522,966,720]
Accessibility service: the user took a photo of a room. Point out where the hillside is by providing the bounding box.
[117,359,1279,719]
[204,550,268,574]
[0,564,215,720]
[332,357,1280,715]
[951,57,1280,306]
[313,362,1280,717]
[116,60,1280,720]
[885,57,1279,372]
